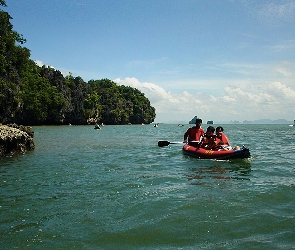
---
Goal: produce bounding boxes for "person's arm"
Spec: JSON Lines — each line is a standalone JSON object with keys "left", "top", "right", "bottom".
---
{"left": 183, "top": 128, "right": 190, "bottom": 142}
{"left": 199, "top": 129, "right": 205, "bottom": 142}
{"left": 198, "top": 134, "right": 207, "bottom": 148}
{"left": 223, "top": 134, "right": 230, "bottom": 146}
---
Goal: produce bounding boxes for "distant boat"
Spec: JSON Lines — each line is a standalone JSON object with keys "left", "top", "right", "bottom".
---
{"left": 178, "top": 124, "right": 184, "bottom": 127}
{"left": 207, "top": 120, "right": 213, "bottom": 124}
{"left": 290, "top": 119, "right": 295, "bottom": 127}
{"left": 153, "top": 123, "right": 159, "bottom": 127}
{"left": 94, "top": 123, "right": 101, "bottom": 129}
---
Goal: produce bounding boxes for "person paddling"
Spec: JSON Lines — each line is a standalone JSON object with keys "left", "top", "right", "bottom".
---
{"left": 183, "top": 118, "right": 205, "bottom": 145}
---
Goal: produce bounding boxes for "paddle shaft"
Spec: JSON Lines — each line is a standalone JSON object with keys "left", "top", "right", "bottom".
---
{"left": 158, "top": 140, "right": 183, "bottom": 147}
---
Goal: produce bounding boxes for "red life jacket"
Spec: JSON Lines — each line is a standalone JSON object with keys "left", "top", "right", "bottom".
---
{"left": 216, "top": 133, "right": 230, "bottom": 145}
{"left": 184, "top": 127, "right": 205, "bottom": 141}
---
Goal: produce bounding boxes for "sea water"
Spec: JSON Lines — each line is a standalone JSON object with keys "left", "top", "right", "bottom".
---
{"left": 0, "top": 124, "right": 294, "bottom": 249}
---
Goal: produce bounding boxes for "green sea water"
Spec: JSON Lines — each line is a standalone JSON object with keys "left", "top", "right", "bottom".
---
{"left": 1, "top": 124, "right": 294, "bottom": 249}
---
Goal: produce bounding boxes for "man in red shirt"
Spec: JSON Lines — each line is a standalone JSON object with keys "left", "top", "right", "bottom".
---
{"left": 183, "top": 118, "right": 205, "bottom": 143}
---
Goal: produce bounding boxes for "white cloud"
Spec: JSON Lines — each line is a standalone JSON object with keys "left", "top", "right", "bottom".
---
{"left": 114, "top": 77, "right": 295, "bottom": 123}
{"left": 34, "top": 60, "right": 44, "bottom": 67}
{"left": 268, "top": 82, "right": 295, "bottom": 100}
{"left": 223, "top": 96, "right": 236, "bottom": 102}
{"left": 114, "top": 77, "right": 173, "bottom": 103}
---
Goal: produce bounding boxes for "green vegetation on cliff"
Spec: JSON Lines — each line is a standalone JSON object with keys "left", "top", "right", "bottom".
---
{"left": 0, "top": 1, "right": 156, "bottom": 125}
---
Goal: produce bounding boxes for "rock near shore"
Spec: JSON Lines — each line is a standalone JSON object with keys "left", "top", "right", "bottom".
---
{"left": 0, "top": 124, "right": 35, "bottom": 157}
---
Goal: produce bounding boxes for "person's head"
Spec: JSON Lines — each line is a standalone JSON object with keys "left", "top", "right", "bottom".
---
{"left": 216, "top": 126, "right": 224, "bottom": 132}
{"left": 206, "top": 126, "right": 215, "bottom": 135}
{"left": 195, "top": 118, "right": 202, "bottom": 127}
{"left": 216, "top": 126, "right": 224, "bottom": 137}
{"left": 216, "top": 126, "right": 223, "bottom": 138}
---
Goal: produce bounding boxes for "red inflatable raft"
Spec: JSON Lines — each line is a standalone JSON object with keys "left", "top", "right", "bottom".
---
{"left": 182, "top": 143, "right": 250, "bottom": 160}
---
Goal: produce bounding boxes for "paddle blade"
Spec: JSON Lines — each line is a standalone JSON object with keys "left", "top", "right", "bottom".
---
{"left": 158, "top": 140, "right": 170, "bottom": 147}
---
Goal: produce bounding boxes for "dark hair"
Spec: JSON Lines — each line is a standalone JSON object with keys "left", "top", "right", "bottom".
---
{"left": 206, "top": 126, "right": 215, "bottom": 133}
{"left": 216, "top": 126, "right": 224, "bottom": 132}
{"left": 195, "top": 118, "right": 202, "bottom": 124}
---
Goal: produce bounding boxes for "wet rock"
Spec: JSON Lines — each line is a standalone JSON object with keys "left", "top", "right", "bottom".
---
{"left": 0, "top": 124, "right": 35, "bottom": 157}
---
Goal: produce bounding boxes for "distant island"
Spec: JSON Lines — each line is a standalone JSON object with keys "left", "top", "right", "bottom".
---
{"left": 189, "top": 116, "right": 198, "bottom": 124}
{"left": 184, "top": 117, "right": 293, "bottom": 125}
{"left": 208, "top": 119, "right": 293, "bottom": 124}
{"left": 230, "top": 119, "right": 293, "bottom": 124}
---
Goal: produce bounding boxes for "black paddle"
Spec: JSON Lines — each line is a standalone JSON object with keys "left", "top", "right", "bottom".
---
{"left": 158, "top": 140, "right": 184, "bottom": 147}
{"left": 158, "top": 140, "right": 202, "bottom": 147}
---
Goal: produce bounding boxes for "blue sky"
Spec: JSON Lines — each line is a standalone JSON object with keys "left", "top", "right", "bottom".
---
{"left": 6, "top": 0, "right": 295, "bottom": 123}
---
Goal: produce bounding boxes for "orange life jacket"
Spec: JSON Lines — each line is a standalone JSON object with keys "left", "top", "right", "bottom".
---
{"left": 215, "top": 134, "right": 231, "bottom": 150}
{"left": 216, "top": 133, "right": 230, "bottom": 145}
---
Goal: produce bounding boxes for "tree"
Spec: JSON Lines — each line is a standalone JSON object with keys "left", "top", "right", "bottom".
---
{"left": 0, "top": 1, "right": 30, "bottom": 123}
{"left": 84, "top": 79, "right": 155, "bottom": 124}
{"left": 0, "top": 1, "right": 7, "bottom": 7}
{"left": 19, "top": 62, "right": 66, "bottom": 125}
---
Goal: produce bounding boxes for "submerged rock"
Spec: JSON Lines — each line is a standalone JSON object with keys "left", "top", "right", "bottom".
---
{"left": 0, "top": 124, "right": 35, "bottom": 157}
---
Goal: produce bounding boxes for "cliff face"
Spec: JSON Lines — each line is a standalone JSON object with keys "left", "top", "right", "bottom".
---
{"left": 0, "top": 124, "right": 34, "bottom": 157}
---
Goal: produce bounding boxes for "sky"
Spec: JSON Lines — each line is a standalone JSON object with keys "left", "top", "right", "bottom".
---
{"left": 5, "top": 0, "right": 295, "bottom": 123}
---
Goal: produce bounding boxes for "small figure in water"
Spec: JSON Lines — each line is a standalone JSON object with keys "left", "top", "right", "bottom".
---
{"left": 94, "top": 123, "right": 100, "bottom": 129}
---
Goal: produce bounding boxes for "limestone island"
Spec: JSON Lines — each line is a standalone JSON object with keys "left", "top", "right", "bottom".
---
{"left": 0, "top": 124, "right": 35, "bottom": 157}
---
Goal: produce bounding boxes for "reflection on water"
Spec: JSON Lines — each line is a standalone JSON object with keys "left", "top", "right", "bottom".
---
{"left": 187, "top": 160, "right": 252, "bottom": 183}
